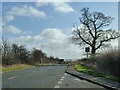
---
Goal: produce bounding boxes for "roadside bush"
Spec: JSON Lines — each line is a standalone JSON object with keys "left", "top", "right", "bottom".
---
{"left": 89, "top": 49, "right": 120, "bottom": 78}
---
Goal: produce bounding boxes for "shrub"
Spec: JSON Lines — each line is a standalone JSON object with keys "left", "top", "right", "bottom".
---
{"left": 89, "top": 49, "right": 120, "bottom": 78}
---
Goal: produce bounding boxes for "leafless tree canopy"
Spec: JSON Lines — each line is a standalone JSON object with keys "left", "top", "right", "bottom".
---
{"left": 72, "top": 8, "right": 120, "bottom": 54}
{"left": 2, "top": 38, "right": 62, "bottom": 66}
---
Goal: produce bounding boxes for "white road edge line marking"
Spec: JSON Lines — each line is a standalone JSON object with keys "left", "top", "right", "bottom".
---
{"left": 55, "top": 73, "right": 66, "bottom": 88}
{"left": 61, "top": 76, "right": 65, "bottom": 79}
{"left": 55, "top": 85, "right": 60, "bottom": 88}
{"left": 8, "top": 76, "right": 17, "bottom": 80}
{"left": 61, "top": 77, "right": 64, "bottom": 79}
{"left": 58, "top": 81, "right": 62, "bottom": 84}
{"left": 60, "top": 78, "right": 64, "bottom": 81}
{"left": 64, "top": 73, "right": 67, "bottom": 76}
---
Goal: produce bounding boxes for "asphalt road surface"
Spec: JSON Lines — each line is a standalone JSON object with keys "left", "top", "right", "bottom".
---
{"left": 2, "top": 65, "right": 104, "bottom": 88}
{"left": 55, "top": 73, "right": 104, "bottom": 88}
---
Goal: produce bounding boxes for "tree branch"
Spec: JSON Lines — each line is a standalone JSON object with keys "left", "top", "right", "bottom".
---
{"left": 95, "top": 35, "right": 120, "bottom": 50}
{"left": 80, "top": 18, "right": 95, "bottom": 38}
{"left": 77, "top": 28, "right": 92, "bottom": 46}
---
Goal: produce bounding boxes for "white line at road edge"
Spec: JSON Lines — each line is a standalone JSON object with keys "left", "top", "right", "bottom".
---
{"left": 61, "top": 76, "right": 64, "bottom": 79}
{"left": 60, "top": 78, "right": 64, "bottom": 81}
{"left": 64, "top": 73, "right": 67, "bottom": 76}
{"left": 54, "top": 73, "right": 67, "bottom": 88}
{"left": 8, "top": 76, "right": 18, "bottom": 80}
{"left": 55, "top": 85, "right": 60, "bottom": 88}
{"left": 58, "top": 81, "right": 62, "bottom": 84}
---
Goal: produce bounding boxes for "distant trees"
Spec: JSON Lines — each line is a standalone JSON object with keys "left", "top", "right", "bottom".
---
{"left": 12, "top": 44, "right": 30, "bottom": 64}
{"left": 2, "top": 38, "right": 60, "bottom": 66}
{"left": 72, "top": 8, "right": 120, "bottom": 55}
{"left": 2, "top": 38, "right": 13, "bottom": 65}
{"left": 2, "top": 38, "right": 30, "bottom": 65}
{"left": 48, "top": 56, "right": 59, "bottom": 63}
{"left": 30, "top": 49, "right": 46, "bottom": 64}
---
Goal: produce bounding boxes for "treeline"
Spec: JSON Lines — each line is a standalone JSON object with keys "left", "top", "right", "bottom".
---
{"left": 2, "top": 38, "right": 61, "bottom": 66}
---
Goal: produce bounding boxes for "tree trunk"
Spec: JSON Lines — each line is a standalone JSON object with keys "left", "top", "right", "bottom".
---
{"left": 91, "top": 39, "right": 96, "bottom": 55}
{"left": 91, "top": 46, "right": 96, "bottom": 55}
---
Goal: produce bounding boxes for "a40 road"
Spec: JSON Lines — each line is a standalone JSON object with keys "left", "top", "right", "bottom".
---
{"left": 2, "top": 65, "right": 104, "bottom": 88}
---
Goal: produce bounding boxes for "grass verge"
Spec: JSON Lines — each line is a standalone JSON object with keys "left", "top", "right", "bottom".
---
{"left": 74, "top": 64, "right": 120, "bottom": 82}
{"left": 2, "top": 64, "right": 35, "bottom": 73}
{"left": 35, "top": 63, "right": 56, "bottom": 67}
{"left": 2, "top": 63, "right": 56, "bottom": 73}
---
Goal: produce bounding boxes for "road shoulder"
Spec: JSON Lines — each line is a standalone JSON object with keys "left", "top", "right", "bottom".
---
{"left": 65, "top": 65, "right": 120, "bottom": 90}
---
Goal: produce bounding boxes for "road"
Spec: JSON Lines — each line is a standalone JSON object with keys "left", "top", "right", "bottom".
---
{"left": 2, "top": 65, "right": 104, "bottom": 88}
{"left": 55, "top": 73, "right": 104, "bottom": 88}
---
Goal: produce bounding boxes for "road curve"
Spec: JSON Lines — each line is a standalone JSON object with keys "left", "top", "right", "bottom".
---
{"left": 2, "top": 65, "right": 67, "bottom": 88}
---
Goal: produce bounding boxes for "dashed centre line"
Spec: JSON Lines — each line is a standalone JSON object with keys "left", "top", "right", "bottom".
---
{"left": 8, "top": 76, "right": 18, "bottom": 80}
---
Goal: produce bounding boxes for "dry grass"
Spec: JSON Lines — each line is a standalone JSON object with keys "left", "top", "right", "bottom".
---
{"left": 89, "top": 49, "right": 120, "bottom": 78}
{"left": 2, "top": 63, "right": 56, "bottom": 73}
{"left": 73, "top": 48, "right": 120, "bottom": 80}
{"left": 74, "top": 64, "right": 119, "bottom": 81}
{"left": 2, "top": 64, "right": 35, "bottom": 73}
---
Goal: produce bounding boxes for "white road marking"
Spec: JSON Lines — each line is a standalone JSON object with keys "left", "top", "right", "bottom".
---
{"left": 55, "top": 73, "right": 67, "bottom": 88}
{"left": 8, "top": 76, "right": 18, "bottom": 80}
{"left": 64, "top": 73, "right": 67, "bottom": 75}
{"left": 61, "top": 76, "right": 64, "bottom": 79}
{"left": 58, "top": 81, "right": 62, "bottom": 84}
{"left": 55, "top": 85, "right": 60, "bottom": 88}
{"left": 60, "top": 78, "right": 64, "bottom": 81}
{"left": 74, "top": 78, "right": 82, "bottom": 81}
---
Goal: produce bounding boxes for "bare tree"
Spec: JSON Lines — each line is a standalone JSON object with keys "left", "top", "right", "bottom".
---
{"left": 2, "top": 38, "right": 13, "bottom": 65}
{"left": 72, "top": 8, "right": 120, "bottom": 54}
{"left": 2, "top": 38, "right": 59, "bottom": 65}
{"left": 12, "top": 44, "right": 29, "bottom": 64}
{"left": 30, "top": 49, "right": 45, "bottom": 64}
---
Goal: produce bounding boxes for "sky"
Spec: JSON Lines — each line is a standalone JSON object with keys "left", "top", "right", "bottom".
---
{"left": 1, "top": 1, "right": 118, "bottom": 60}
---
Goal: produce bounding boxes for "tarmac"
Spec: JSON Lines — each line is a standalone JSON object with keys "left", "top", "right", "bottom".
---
{"left": 65, "top": 65, "right": 120, "bottom": 90}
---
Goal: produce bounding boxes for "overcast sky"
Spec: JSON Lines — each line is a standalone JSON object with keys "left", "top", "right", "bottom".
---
{"left": 1, "top": 2, "right": 118, "bottom": 59}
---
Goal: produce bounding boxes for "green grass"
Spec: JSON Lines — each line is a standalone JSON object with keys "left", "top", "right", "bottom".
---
{"left": 35, "top": 63, "right": 56, "bottom": 66}
{"left": 2, "top": 65, "right": 35, "bottom": 72}
{"left": 2, "top": 63, "right": 56, "bottom": 73}
{"left": 74, "top": 64, "right": 120, "bottom": 82}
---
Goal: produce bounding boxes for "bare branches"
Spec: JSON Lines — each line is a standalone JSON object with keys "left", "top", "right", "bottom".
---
{"left": 80, "top": 8, "right": 113, "bottom": 31}
{"left": 95, "top": 30, "right": 120, "bottom": 50}
{"left": 77, "top": 29, "right": 92, "bottom": 46}
{"left": 72, "top": 8, "right": 119, "bottom": 54}
{"left": 72, "top": 24, "right": 92, "bottom": 46}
